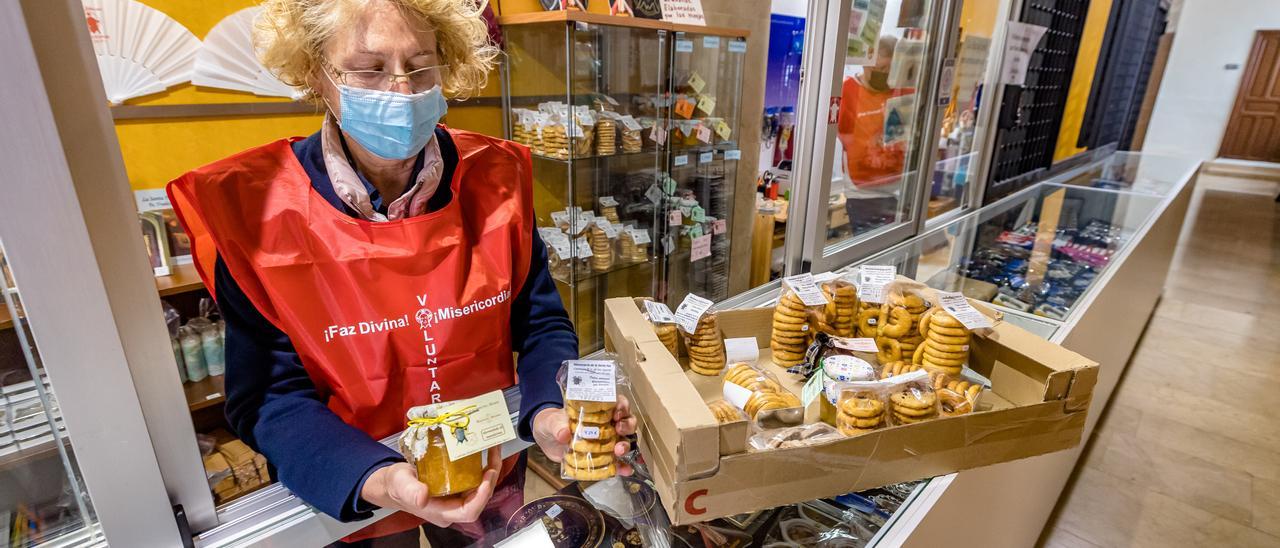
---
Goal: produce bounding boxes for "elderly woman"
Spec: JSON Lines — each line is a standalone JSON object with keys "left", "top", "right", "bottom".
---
{"left": 167, "top": 1, "right": 635, "bottom": 545}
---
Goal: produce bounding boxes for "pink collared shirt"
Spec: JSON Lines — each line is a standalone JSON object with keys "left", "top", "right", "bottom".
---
{"left": 320, "top": 117, "right": 444, "bottom": 222}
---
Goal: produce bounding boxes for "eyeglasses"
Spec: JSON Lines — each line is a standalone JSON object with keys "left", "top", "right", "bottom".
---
{"left": 328, "top": 64, "right": 450, "bottom": 93}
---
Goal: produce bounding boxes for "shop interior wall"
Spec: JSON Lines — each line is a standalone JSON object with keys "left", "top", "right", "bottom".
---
{"left": 1143, "top": 0, "right": 1280, "bottom": 160}
{"left": 1052, "top": 0, "right": 1113, "bottom": 162}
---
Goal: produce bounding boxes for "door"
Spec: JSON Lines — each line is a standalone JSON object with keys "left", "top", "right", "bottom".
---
{"left": 1220, "top": 30, "right": 1280, "bottom": 162}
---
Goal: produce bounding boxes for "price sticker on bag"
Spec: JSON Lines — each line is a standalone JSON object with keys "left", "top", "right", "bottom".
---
{"left": 644, "top": 300, "right": 676, "bottom": 323}
{"left": 564, "top": 360, "right": 618, "bottom": 402}
{"left": 783, "top": 273, "right": 830, "bottom": 306}
{"left": 674, "top": 98, "right": 696, "bottom": 119}
{"left": 668, "top": 209, "right": 683, "bottom": 226}
{"left": 629, "top": 227, "right": 652, "bottom": 245}
{"left": 690, "top": 234, "right": 712, "bottom": 261}
{"left": 696, "top": 95, "right": 717, "bottom": 116}
{"left": 713, "top": 119, "right": 732, "bottom": 140}
{"left": 439, "top": 390, "right": 518, "bottom": 461}
{"left": 674, "top": 293, "right": 714, "bottom": 334}
{"left": 687, "top": 72, "right": 707, "bottom": 94}
{"left": 938, "top": 291, "right": 994, "bottom": 329}
{"left": 712, "top": 218, "right": 727, "bottom": 234}
{"left": 857, "top": 265, "right": 897, "bottom": 303}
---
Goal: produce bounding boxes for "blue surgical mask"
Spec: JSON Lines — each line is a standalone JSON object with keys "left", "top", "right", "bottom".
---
{"left": 335, "top": 84, "right": 447, "bottom": 160}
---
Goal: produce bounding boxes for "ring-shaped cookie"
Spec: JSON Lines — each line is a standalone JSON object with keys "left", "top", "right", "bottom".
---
{"left": 563, "top": 451, "right": 614, "bottom": 469}
{"left": 839, "top": 414, "right": 884, "bottom": 429}
{"left": 921, "top": 353, "right": 964, "bottom": 366}
{"left": 773, "top": 311, "right": 808, "bottom": 324}
{"left": 562, "top": 462, "right": 616, "bottom": 481}
{"left": 912, "top": 343, "right": 927, "bottom": 365}
{"left": 568, "top": 408, "right": 613, "bottom": 424}
{"left": 876, "top": 338, "right": 902, "bottom": 363}
{"left": 840, "top": 396, "right": 885, "bottom": 418}
{"left": 689, "top": 362, "right": 724, "bottom": 376}
{"left": 924, "top": 344, "right": 967, "bottom": 360}
{"left": 928, "top": 324, "right": 970, "bottom": 338}
{"left": 878, "top": 306, "right": 913, "bottom": 338}
{"left": 571, "top": 437, "right": 616, "bottom": 453}
{"left": 891, "top": 390, "right": 936, "bottom": 409}
{"left": 925, "top": 340, "right": 969, "bottom": 354}
{"left": 772, "top": 348, "right": 807, "bottom": 361}
{"left": 927, "top": 332, "right": 970, "bottom": 346}
{"left": 937, "top": 389, "right": 972, "bottom": 416}
{"left": 929, "top": 311, "right": 965, "bottom": 328}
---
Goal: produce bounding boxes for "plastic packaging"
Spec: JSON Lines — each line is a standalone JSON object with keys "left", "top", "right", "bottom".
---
{"left": 589, "top": 224, "right": 614, "bottom": 272}
{"left": 178, "top": 325, "right": 208, "bottom": 382}
{"left": 816, "top": 280, "right": 858, "bottom": 337}
{"left": 835, "top": 380, "right": 892, "bottom": 436}
{"left": 162, "top": 302, "right": 187, "bottom": 382}
{"left": 879, "top": 360, "right": 923, "bottom": 379}
{"left": 885, "top": 370, "right": 939, "bottom": 425}
{"left": 705, "top": 399, "right": 747, "bottom": 424}
{"left": 398, "top": 402, "right": 484, "bottom": 497}
{"left": 931, "top": 373, "right": 984, "bottom": 417}
{"left": 722, "top": 363, "right": 802, "bottom": 419}
{"left": 558, "top": 358, "right": 628, "bottom": 481}
{"left": 748, "top": 422, "right": 843, "bottom": 451}
{"left": 680, "top": 311, "right": 725, "bottom": 375}
{"left": 913, "top": 308, "right": 972, "bottom": 377}
{"left": 202, "top": 321, "right": 225, "bottom": 377}
{"left": 873, "top": 284, "right": 931, "bottom": 364}
{"left": 770, "top": 286, "right": 820, "bottom": 368}
{"left": 637, "top": 298, "right": 679, "bottom": 357}
{"left": 817, "top": 352, "right": 878, "bottom": 426}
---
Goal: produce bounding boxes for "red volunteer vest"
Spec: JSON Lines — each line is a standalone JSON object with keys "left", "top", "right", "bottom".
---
{"left": 168, "top": 128, "right": 532, "bottom": 539}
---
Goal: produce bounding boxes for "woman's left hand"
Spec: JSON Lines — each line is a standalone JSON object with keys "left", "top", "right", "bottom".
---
{"left": 532, "top": 395, "right": 638, "bottom": 476}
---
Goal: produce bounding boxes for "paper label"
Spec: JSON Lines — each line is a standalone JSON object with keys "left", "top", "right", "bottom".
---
{"left": 675, "top": 39, "right": 694, "bottom": 53}
{"left": 538, "top": 226, "right": 563, "bottom": 240}
{"left": 713, "top": 119, "right": 732, "bottom": 140}
{"left": 668, "top": 209, "right": 683, "bottom": 226}
{"left": 832, "top": 337, "right": 878, "bottom": 353}
{"left": 690, "top": 205, "right": 706, "bottom": 223}
{"left": 723, "top": 381, "right": 753, "bottom": 410}
{"left": 645, "top": 184, "right": 664, "bottom": 205}
{"left": 696, "top": 95, "right": 717, "bottom": 116}
{"left": 822, "top": 355, "right": 877, "bottom": 381}
{"left": 548, "top": 238, "right": 571, "bottom": 259}
{"left": 619, "top": 115, "right": 642, "bottom": 131}
{"left": 574, "top": 237, "right": 593, "bottom": 258}
{"left": 663, "top": 234, "right": 676, "bottom": 256}
{"left": 663, "top": 176, "right": 678, "bottom": 195}
{"left": 698, "top": 151, "right": 713, "bottom": 164}
{"left": 578, "top": 425, "right": 601, "bottom": 439}
{"left": 724, "top": 337, "right": 759, "bottom": 364}
{"left": 691, "top": 234, "right": 712, "bottom": 261}
{"left": 801, "top": 373, "right": 824, "bottom": 407}
{"left": 546, "top": 504, "right": 563, "bottom": 518}
{"left": 784, "top": 273, "right": 830, "bottom": 306}
{"left": 712, "top": 218, "right": 727, "bottom": 235}
{"left": 728, "top": 39, "right": 747, "bottom": 53}
{"left": 857, "top": 265, "right": 896, "bottom": 303}
{"left": 725, "top": 149, "right": 741, "bottom": 160}
{"left": 687, "top": 72, "right": 707, "bottom": 94}
{"left": 441, "top": 390, "right": 518, "bottom": 461}
{"left": 651, "top": 123, "right": 667, "bottom": 145}
{"left": 644, "top": 300, "right": 676, "bottom": 323}
{"left": 695, "top": 125, "right": 712, "bottom": 143}
{"left": 599, "top": 196, "right": 619, "bottom": 207}
{"left": 703, "top": 36, "right": 721, "bottom": 49}
{"left": 675, "top": 98, "right": 695, "bottom": 119}
{"left": 629, "top": 227, "right": 652, "bottom": 244}
{"left": 674, "top": 293, "right": 713, "bottom": 333}
{"left": 598, "top": 219, "right": 619, "bottom": 238}
{"left": 550, "top": 211, "right": 570, "bottom": 226}
{"left": 564, "top": 360, "right": 618, "bottom": 403}
{"left": 938, "top": 291, "right": 994, "bottom": 329}
{"left": 674, "top": 154, "right": 689, "bottom": 167}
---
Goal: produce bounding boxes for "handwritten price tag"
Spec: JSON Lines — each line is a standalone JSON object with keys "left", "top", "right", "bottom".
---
{"left": 696, "top": 95, "right": 717, "bottom": 116}
{"left": 668, "top": 209, "right": 683, "bottom": 226}
{"left": 690, "top": 234, "right": 712, "bottom": 262}
{"left": 674, "top": 98, "right": 695, "bottom": 119}
{"left": 712, "top": 218, "right": 727, "bottom": 234}
{"left": 687, "top": 72, "right": 706, "bottom": 94}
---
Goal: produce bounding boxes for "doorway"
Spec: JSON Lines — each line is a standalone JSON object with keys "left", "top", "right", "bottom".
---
{"left": 1220, "top": 30, "right": 1280, "bottom": 162}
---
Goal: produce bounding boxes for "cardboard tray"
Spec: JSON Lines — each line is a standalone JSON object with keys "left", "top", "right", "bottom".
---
{"left": 603, "top": 296, "right": 1097, "bottom": 525}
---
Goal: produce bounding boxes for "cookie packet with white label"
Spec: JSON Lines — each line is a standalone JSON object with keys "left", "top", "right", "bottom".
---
{"left": 557, "top": 357, "right": 630, "bottom": 482}
{"left": 834, "top": 379, "right": 894, "bottom": 436}
{"left": 771, "top": 277, "right": 826, "bottom": 368}
{"left": 930, "top": 369, "right": 987, "bottom": 417}
{"left": 873, "top": 282, "right": 931, "bottom": 366}
{"left": 815, "top": 279, "right": 858, "bottom": 337}
{"left": 635, "top": 297, "right": 679, "bottom": 357}
{"left": 883, "top": 370, "right": 941, "bottom": 426}
{"left": 722, "top": 362, "right": 803, "bottom": 421}
{"left": 677, "top": 304, "right": 725, "bottom": 377}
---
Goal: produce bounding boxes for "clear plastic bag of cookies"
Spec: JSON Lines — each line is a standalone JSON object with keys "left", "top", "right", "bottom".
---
{"left": 871, "top": 283, "right": 931, "bottom": 364}
{"left": 884, "top": 370, "right": 940, "bottom": 425}
{"left": 636, "top": 297, "right": 679, "bottom": 358}
{"left": 557, "top": 358, "right": 629, "bottom": 482}
{"left": 930, "top": 371, "right": 985, "bottom": 418}
{"left": 705, "top": 399, "right": 748, "bottom": 424}
{"left": 817, "top": 279, "right": 858, "bottom": 337}
{"left": 770, "top": 283, "right": 823, "bottom": 368}
{"left": 913, "top": 306, "right": 975, "bottom": 378}
{"left": 679, "top": 310, "right": 726, "bottom": 376}
{"left": 722, "top": 362, "right": 803, "bottom": 420}
{"left": 748, "top": 422, "right": 843, "bottom": 451}
{"left": 834, "top": 380, "right": 893, "bottom": 436}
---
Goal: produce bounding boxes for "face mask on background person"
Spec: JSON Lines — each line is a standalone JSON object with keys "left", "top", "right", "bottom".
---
{"left": 331, "top": 81, "right": 449, "bottom": 160}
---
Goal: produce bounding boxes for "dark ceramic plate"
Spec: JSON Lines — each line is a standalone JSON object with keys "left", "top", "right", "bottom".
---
{"left": 508, "top": 495, "right": 606, "bottom": 548}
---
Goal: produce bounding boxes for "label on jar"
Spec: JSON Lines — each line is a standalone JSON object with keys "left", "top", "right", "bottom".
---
{"left": 939, "top": 291, "right": 994, "bottom": 329}
{"left": 441, "top": 389, "right": 518, "bottom": 462}
{"left": 564, "top": 360, "right": 618, "bottom": 403}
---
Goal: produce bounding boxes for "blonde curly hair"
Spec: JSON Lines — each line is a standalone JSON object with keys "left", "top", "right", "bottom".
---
{"left": 255, "top": 0, "right": 497, "bottom": 101}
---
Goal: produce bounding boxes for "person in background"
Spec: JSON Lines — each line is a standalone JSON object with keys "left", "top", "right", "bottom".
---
{"left": 166, "top": 1, "right": 636, "bottom": 546}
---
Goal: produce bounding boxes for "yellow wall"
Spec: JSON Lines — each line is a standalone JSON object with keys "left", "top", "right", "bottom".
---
{"left": 1053, "top": 0, "right": 1112, "bottom": 162}
{"left": 958, "top": 0, "right": 999, "bottom": 39}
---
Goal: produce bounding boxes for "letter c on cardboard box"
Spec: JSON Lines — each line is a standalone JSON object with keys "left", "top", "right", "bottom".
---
{"left": 684, "top": 489, "right": 708, "bottom": 515}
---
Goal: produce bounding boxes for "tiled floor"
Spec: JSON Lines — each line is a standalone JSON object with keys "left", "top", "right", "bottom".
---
{"left": 1040, "top": 176, "right": 1280, "bottom": 547}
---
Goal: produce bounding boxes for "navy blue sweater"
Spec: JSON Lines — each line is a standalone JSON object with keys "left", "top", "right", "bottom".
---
{"left": 214, "top": 128, "right": 575, "bottom": 522}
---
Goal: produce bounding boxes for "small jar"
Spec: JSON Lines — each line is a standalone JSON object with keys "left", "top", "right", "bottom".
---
{"left": 820, "top": 355, "right": 877, "bottom": 426}
{"left": 179, "top": 326, "right": 208, "bottom": 382}
{"left": 416, "top": 425, "right": 483, "bottom": 497}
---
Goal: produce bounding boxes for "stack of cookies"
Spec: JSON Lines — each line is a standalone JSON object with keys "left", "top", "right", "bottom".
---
{"left": 589, "top": 225, "right": 613, "bottom": 272}
{"left": 653, "top": 321, "right": 678, "bottom": 356}
{"left": 571, "top": 124, "right": 594, "bottom": 158}
{"left": 889, "top": 387, "right": 938, "bottom": 424}
{"left": 706, "top": 399, "right": 745, "bottom": 423}
{"left": 621, "top": 126, "right": 642, "bottom": 153}
{"left": 600, "top": 204, "right": 620, "bottom": 224}
{"left": 914, "top": 309, "right": 970, "bottom": 376}
{"left": 618, "top": 231, "right": 647, "bottom": 264}
{"left": 542, "top": 124, "right": 569, "bottom": 159}
{"left": 770, "top": 293, "right": 812, "bottom": 368}
{"left": 682, "top": 313, "right": 725, "bottom": 375}
{"left": 595, "top": 117, "right": 617, "bottom": 156}
{"left": 744, "top": 390, "right": 802, "bottom": 418}
{"left": 836, "top": 391, "right": 886, "bottom": 436}
{"left": 819, "top": 281, "right": 857, "bottom": 337}
{"left": 879, "top": 360, "right": 923, "bottom": 379}
{"left": 512, "top": 118, "right": 533, "bottom": 148}
{"left": 873, "top": 294, "right": 928, "bottom": 364}
{"left": 562, "top": 399, "right": 618, "bottom": 481}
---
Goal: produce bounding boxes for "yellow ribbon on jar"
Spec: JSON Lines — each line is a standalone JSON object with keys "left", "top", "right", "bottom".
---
{"left": 408, "top": 405, "right": 478, "bottom": 434}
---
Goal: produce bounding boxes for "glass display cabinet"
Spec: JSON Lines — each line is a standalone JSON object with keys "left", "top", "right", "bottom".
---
{"left": 500, "top": 12, "right": 749, "bottom": 352}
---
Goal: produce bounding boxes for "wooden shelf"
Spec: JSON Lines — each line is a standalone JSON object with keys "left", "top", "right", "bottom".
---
{"left": 184, "top": 375, "right": 226, "bottom": 411}
{"left": 0, "top": 304, "right": 12, "bottom": 330}
{"left": 498, "top": 10, "right": 749, "bottom": 38}
{"left": 156, "top": 263, "right": 207, "bottom": 297}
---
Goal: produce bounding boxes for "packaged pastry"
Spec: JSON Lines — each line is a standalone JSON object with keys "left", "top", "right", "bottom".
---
{"left": 873, "top": 284, "right": 931, "bottom": 365}
{"left": 636, "top": 298, "right": 679, "bottom": 357}
{"left": 680, "top": 311, "right": 726, "bottom": 376}
{"left": 804, "top": 337, "right": 878, "bottom": 425}
{"left": 885, "top": 370, "right": 939, "bottom": 425}
{"left": 589, "top": 223, "right": 614, "bottom": 272}
{"left": 931, "top": 373, "right": 983, "bottom": 417}
{"left": 835, "top": 381, "right": 892, "bottom": 436}
{"left": 913, "top": 308, "right": 972, "bottom": 377}
{"left": 722, "top": 363, "right": 802, "bottom": 419}
{"left": 398, "top": 401, "right": 484, "bottom": 497}
{"left": 749, "top": 422, "right": 843, "bottom": 451}
{"left": 557, "top": 358, "right": 627, "bottom": 482}
{"left": 816, "top": 279, "right": 858, "bottom": 337}
{"left": 879, "top": 360, "right": 923, "bottom": 379}
{"left": 595, "top": 115, "right": 617, "bottom": 156}
{"left": 770, "top": 286, "right": 820, "bottom": 368}
{"left": 706, "top": 399, "right": 747, "bottom": 424}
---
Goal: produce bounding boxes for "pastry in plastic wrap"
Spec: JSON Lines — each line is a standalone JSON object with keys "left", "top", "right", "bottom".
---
{"left": 558, "top": 359, "right": 627, "bottom": 482}
{"left": 914, "top": 308, "right": 971, "bottom": 376}
{"left": 706, "top": 399, "right": 747, "bottom": 423}
{"left": 681, "top": 313, "right": 726, "bottom": 375}
{"left": 879, "top": 360, "right": 923, "bottom": 379}
{"left": 589, "top": 225, "right": 613, "bottom": 272}
{"left": 818, "top": 280, "right": 858, "bottom": 337}
{"left": 887, "top": 372, "right": 939, "bottom": 424}
{"left": 836, "top": 386, "right": 888, "bottom": 436}
{"left": 595, "top": 116, "right": 617, "bottom": 156}
{"left": 723, "top": 363, "right": 802, "bottom": 418}
{"left": 770, "top": 290, "right": 816, "bottom": 368}
{"left": 542, "top": 123, "right": 569, "bottom": 160}
{"left": 621, "top": 125, "right": 642, "bottom": 153}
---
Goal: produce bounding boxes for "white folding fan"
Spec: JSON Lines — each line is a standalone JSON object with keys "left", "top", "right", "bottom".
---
{"left": 81, "top": 0, "right": 201, "bottom": 104}
{"left": 193, "top": 7, "right": 299, "bottom": 99}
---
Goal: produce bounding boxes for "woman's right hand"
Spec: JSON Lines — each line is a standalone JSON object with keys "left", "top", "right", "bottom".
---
{"left": 360, "top": 445, "right": 502, "bottom": 528}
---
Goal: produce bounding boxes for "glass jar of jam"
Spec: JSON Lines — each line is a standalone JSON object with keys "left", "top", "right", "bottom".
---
{"left": 416, "top": 424, "right": 483, "bottom": 497}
